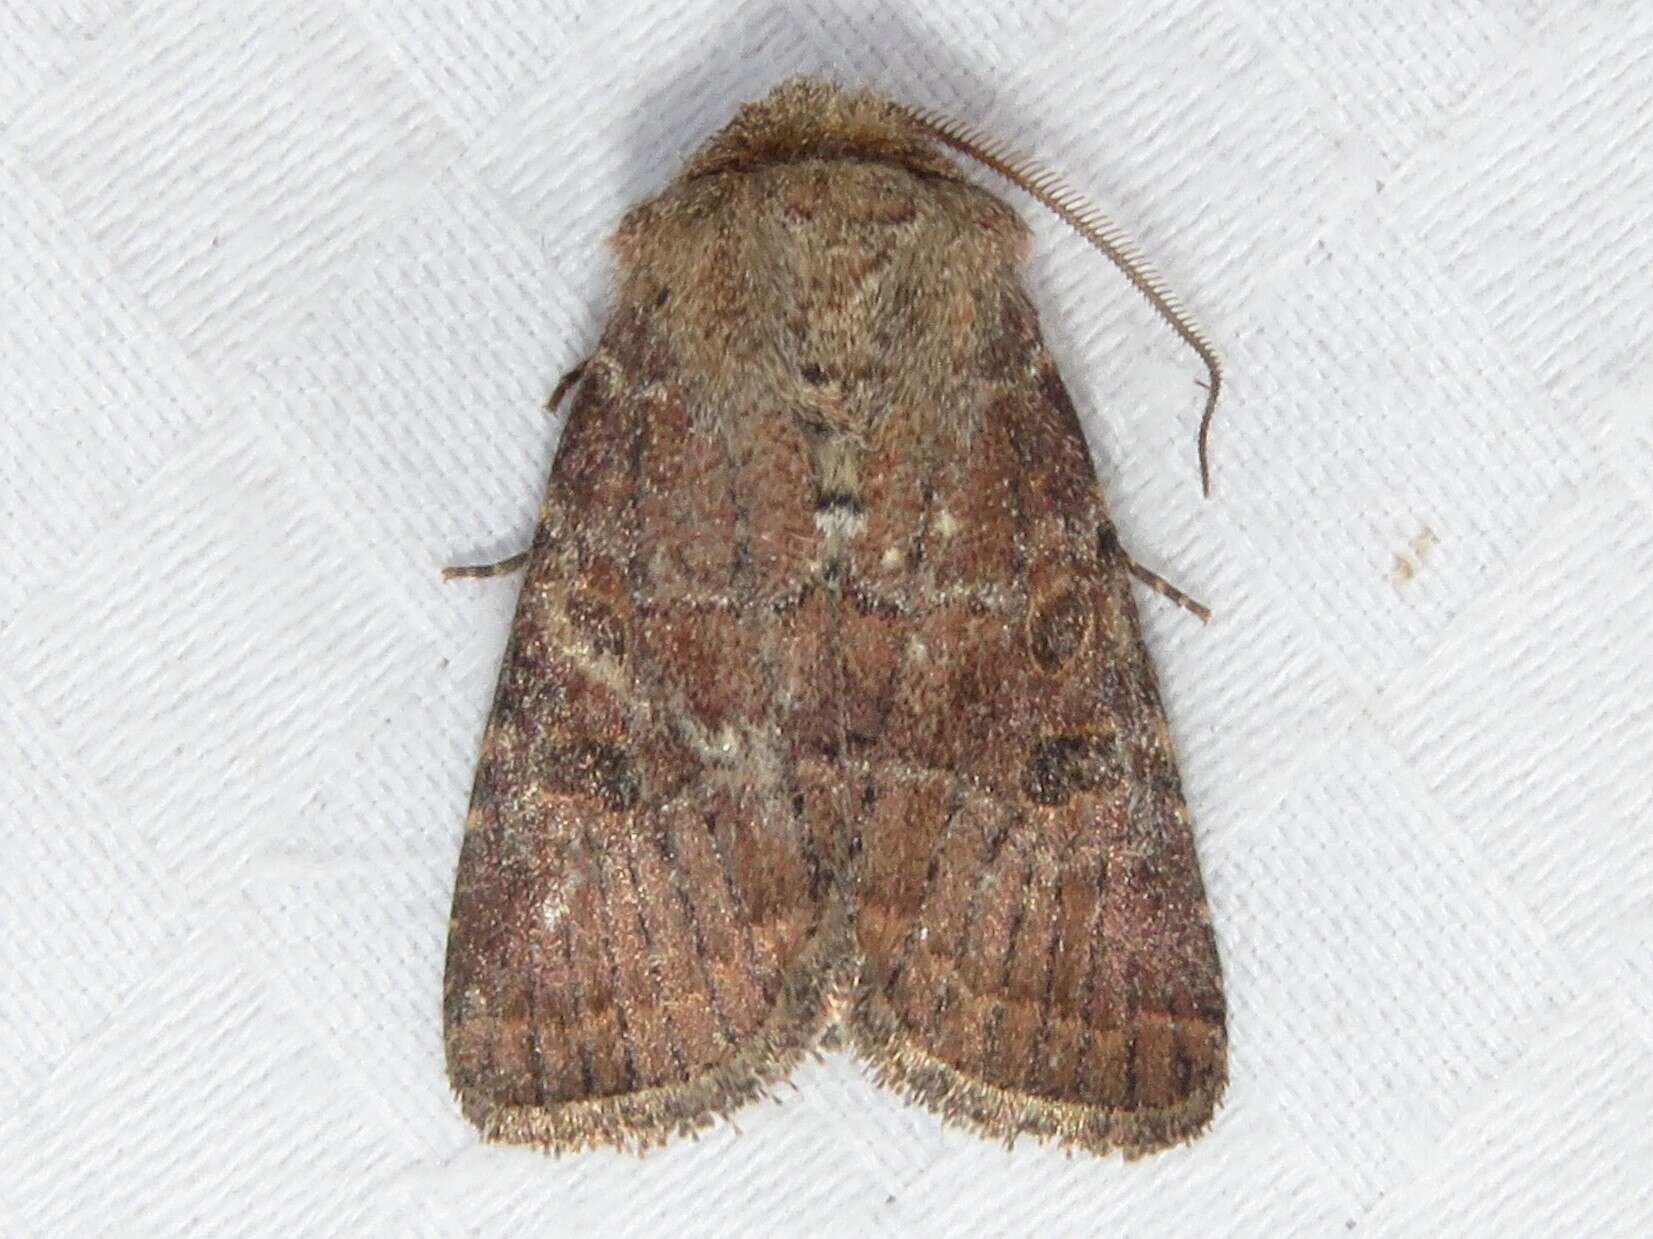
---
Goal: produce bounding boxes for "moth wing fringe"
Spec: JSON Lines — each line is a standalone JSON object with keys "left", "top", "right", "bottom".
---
{"left": 453, "top": 914, "right": 851, "bottom": 1153}
{"left": 848, "top": 990, "right": 1226, "bottom": 1158}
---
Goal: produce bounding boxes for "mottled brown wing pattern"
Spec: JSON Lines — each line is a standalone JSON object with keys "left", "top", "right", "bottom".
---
{"left": 446, "top": 78, "right": 1225, "bottom": 1158}
{"left": 442, "top": 302, "right": 844, "bottom": 1150}
{"left": 845, "top": 289, "right": 1227, "bottom": 1155}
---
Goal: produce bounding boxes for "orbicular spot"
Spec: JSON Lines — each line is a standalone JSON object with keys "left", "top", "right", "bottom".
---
{"left": 541, "top": 739, "right": 639, "bottom": 812}
{"left": 1027, "top": 582, "right": 1091, "bottom": 672}
{"left": 566, "top": 594, "right": 624, "bottom": 659}
{"left": 1021, "top": 733, "right": 1121, "bottom": 807}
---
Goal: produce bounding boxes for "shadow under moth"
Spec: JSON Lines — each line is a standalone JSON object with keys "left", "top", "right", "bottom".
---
{"left": 443, "top": 78, "right": 1226, "bottom": 1158}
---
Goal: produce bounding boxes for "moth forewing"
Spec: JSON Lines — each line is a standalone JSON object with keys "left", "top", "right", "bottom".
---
{"left": 443, "top": 77, "right": 1225, "bottom": 1157}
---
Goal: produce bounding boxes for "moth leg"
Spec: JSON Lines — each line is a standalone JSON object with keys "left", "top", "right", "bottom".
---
{"left": 545, "top": 360, "right": 589, "bottom": 414}
{"left": 1099, "top": 527, "right": 1211, "bottom": 623}
{"left": 1123, "top": 558, "right": 1209, "bottom": 623}
{"left": 443, "top": 552, "right": 529, "bottom": 581}
{"left": 442, "top": 361, "right": 592, "bottom": 581}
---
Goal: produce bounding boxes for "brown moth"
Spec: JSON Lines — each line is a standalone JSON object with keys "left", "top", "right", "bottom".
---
{"left": 442, "top": 78, "right": 1226, "bottom": 1157}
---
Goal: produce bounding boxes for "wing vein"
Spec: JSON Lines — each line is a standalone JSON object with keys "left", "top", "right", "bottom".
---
{"left": 583, "top": 823, "right": 642, "bottom": 1091}
{"left": 655, "top": 821, "right": 740, "bottom": 1051}
{"left": 622, "top": 836, "right": 690, "bottom": 1082}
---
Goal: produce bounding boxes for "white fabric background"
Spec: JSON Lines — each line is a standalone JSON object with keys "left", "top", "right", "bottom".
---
{"left": 2, "top": 1, "right": 1650, "bottom": 1235}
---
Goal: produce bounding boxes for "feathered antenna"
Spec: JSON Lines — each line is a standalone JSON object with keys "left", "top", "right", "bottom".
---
{"left": 898, "top": 102, "right": 1222, "bottom": 498}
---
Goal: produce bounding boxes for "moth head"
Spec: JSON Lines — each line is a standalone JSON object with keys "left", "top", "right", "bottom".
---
{"left": 679, "top": 78, "right": 964, "bottom": 183}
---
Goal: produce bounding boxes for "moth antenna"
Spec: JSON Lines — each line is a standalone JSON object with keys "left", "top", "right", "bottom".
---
{"left": 899, "top": 103, "right": 1223, "bottom": 497}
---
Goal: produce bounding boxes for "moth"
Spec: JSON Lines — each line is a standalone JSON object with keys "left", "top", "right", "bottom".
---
{"left": 443, "top": 78, "right": 1226, "bottom": 1157}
